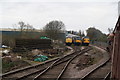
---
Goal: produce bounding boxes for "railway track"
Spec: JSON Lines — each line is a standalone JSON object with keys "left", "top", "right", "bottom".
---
{"left": 29, "top": 47, "right": 91, "bottom": 80}
{"left": 104, "top": 72, "right": 111, "bottom": 80}
{"left": 2, "top": 46, "right": 74, "bottom": 80}
{"left": 2, "top": 46, "right": 90, "bottom": 80}
{"left": 81, "top": 52, "right": 111, "bottom": 80}
{"left": 3, "top": 45, "right": 110, "bottom": 80}
{"left": 2, "top": 58, "right": 58, "bottom": 80}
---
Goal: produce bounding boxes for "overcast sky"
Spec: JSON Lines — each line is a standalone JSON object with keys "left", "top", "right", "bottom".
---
{"left": 0, "top": 0, "right": 120, "bottom": 34}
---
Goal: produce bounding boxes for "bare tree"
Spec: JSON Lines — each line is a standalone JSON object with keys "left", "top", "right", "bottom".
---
{"left": 18, "top": 21, "right": 26, "bottom": 32}
{"left": 108, "top": 28, "right": 113, "bottom": 34}
{"left": 25, "top": 24, "right": 35, "bottom": 32}
{"left": 17, "top": 21, "right": 35, "bottom": 38}
{"left": 12, "top": 24, "right": 17, "bottom": 31}
{"left": 78, "top": 30, "right": 82, "bottom": 36}
{"left": 81, "top": 31, "right": 85, "bottom": 37}
{"left": 43, "top": 20, "right": 65, "bottom": 40}
{"left": 18, "top": 21, "right": 34, "bottom": 32}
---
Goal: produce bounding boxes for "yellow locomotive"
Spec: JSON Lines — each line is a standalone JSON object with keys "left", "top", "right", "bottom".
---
{"left": 65, "top": 37, "right": 73, "bottom": 46}
{"left": 72, "top": 36, "right": 82, "bottom": 46}
{"left": 65, "top": 34, "right": 82, "bottom": 46}
{"left": 82, "top": 36, "right": 90, "bottom": 46}
{"left": 65, "top": 33, "right": 90, "bottom": 46}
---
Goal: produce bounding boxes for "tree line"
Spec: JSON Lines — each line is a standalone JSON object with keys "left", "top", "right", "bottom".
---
{"left": 2, "top": 20, "right": 111, "bottom": 47}
{"left": 86, "top": 27, "right": 108, "bottom": 43}
{"left": 2, "top": 20, "right": 66, "bottom": 47}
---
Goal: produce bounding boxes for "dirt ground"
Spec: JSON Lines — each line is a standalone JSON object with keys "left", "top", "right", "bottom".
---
{"left": 61, "top": 47, "right": 104, "bottom": 78}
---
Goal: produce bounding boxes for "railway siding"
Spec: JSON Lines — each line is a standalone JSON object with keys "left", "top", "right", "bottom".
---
{"left": 71, "top": 45, "right": 110, "bottom": 78}
{"left": 31, "top": 47, "right": 91, "bottom": 80}
{"left": 2, "top": 46, "right": 75, "bottom": 79}
{"left": 2, "top": 45, "right": 110, "bottom": 80}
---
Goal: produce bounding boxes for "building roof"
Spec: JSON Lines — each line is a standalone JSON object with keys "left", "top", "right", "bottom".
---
{"left": 66, "top": 33, "right": 79, "bottom": 37}
{"left": 0, "top": 28, "right": 42, "bottom": 32}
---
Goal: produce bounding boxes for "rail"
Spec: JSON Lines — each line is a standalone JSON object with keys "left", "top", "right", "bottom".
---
{"left": 2, "top": 46, "right": 74, "bottom": 79}
{"left": 80, "top": 58, "right": 110, "bottom": 80}
{"left": 104, "top": 72, "right": 111, "bottom": 80}
{"left": 33, "top": 47, "right": 91, "bottom": 80}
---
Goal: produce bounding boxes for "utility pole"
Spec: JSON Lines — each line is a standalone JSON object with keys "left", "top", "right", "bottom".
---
{"left": 118, "top": 1, "right": 120, "bottom": 16}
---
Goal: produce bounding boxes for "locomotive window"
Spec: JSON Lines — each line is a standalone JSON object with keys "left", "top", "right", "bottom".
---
{"left": 76, "top": 37, "right": 81, "bottom": 40}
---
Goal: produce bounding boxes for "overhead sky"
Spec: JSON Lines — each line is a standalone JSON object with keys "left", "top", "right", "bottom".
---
{"left": 0, "top": 0, "right": 120, "bottom": 34}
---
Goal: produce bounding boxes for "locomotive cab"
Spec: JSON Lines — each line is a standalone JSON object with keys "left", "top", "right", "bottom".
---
{"left": 73, "top": 36, "right": 82, "bottom": 46}
{"left": 82, "top": 36, "right": 90, "bottom": 46}
{"left": 65, "top": 37, "right": 72, "bottom": 46}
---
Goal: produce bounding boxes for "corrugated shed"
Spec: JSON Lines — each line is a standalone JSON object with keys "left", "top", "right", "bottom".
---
{"left": 111, "top": 16, "right": 120, "bottom": 79}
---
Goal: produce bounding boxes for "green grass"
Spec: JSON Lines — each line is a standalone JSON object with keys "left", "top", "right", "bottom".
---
{"left": 2, "top": 60, "right": 30, "bottom": 73}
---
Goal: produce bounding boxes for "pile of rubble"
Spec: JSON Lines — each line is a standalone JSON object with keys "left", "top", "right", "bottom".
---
{"left": 76, "top": 53, "right": 94, "bottom": 70}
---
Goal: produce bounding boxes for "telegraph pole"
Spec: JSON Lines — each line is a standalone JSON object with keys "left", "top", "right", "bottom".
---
{"left": 118, "top": 1, "right": 120, "bottom": 16}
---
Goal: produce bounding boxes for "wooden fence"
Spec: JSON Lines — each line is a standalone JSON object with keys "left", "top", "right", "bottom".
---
{"left": 13, "top": 39, "right": 52, "bottom": 52}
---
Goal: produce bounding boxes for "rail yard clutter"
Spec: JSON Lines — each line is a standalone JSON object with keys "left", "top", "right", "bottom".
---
{"left": 34, "top": 55, "right": 48, "bottom": 62}
{"left": 2, "top": 38, "right": 70, "bottom": 73}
